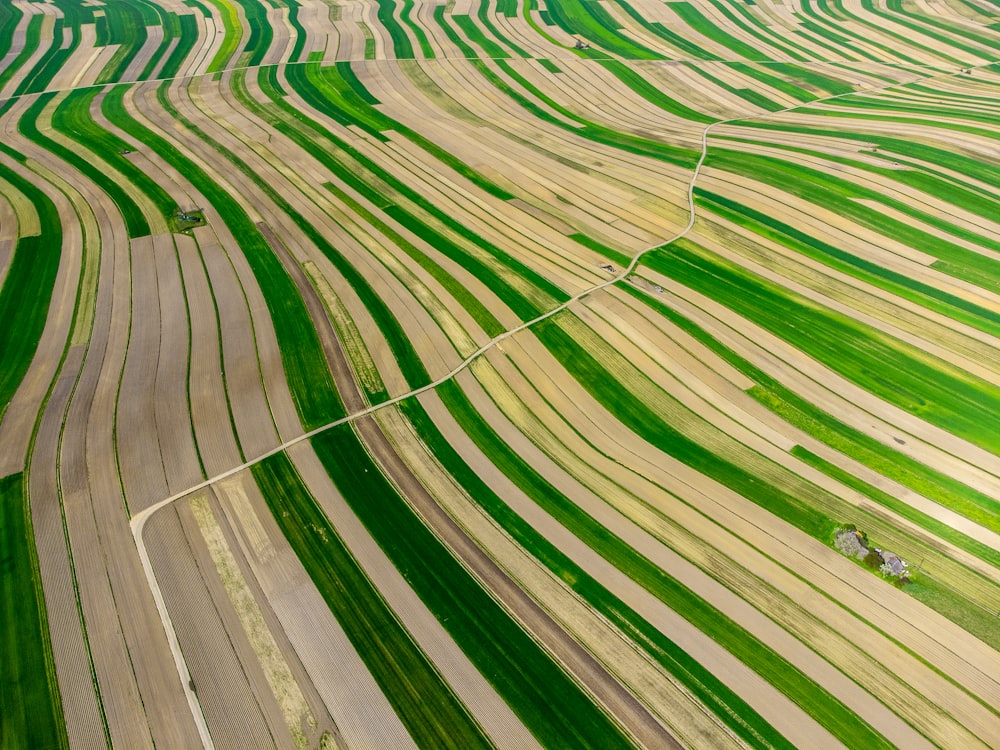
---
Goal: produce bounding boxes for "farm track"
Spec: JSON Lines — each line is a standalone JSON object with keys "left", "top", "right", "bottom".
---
{"left": 125, "top": 55, "right": 998, "bottom": 749}
{"left": 5, "top": 1, "right": 1000, "bottom": 747}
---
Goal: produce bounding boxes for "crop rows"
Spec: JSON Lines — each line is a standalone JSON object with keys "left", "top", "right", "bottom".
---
{"left": 2, "top": 0, "right": 999, "bottom": 748}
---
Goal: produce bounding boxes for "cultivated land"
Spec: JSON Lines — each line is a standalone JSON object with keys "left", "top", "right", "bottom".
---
{"left": 2, "top": 0, "right": 1000, "bottom": 748}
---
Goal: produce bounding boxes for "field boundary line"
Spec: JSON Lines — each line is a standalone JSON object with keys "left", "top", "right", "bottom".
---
{"left": 127, "top": 60, "right": 989, "bottom": 749}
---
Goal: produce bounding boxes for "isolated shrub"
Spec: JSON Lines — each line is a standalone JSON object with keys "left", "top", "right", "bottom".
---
{"left": 863, "top": 550, "right": 882, "bottom": 570}
{"left": 835, "top": 531, "right": 862, "bottom": 557}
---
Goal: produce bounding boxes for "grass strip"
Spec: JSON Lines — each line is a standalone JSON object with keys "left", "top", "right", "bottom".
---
{"left": 254, "top": 454, "right": 491, "bottom": 748}
{"left": 22, "top": 92, "right": 150, "bottom": 239}
{"left": 376, "top": 0, "right": 416, "bottom": 58}
{"left": 0, "top": 162, "right": 61, "bottom": 419}
{"left": 644, "top": 240, "right": 1000, "bottom": 455}
{"left": 694, "top": 188, "right": 1000, "bottom": 340}
{"left": 0, "top": 473, "right": 69, "bottom": 750}
{"left": 669, "top": 2, "right": 766, "bottom": 60}
{"left": 102, "top": 83, "right": 343, "bottom": 430}
{"left": 619, "top": 281, "right": 1000, "bottom": 546}
{"left": 541, "top": 0, "right": 663, "bottom": 58}
{"left": 312, "top": 423, "right": 637, "bottom": 749}
{"left": 439, "top": 366, "right": 891, "bottom": 749}
{"left": 401, "top": 393, "right": 797, "bottom": 750}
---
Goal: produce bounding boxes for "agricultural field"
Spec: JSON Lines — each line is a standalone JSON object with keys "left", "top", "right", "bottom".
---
{"left": 2, "top": 0, "right": 1000, "bottom": 747}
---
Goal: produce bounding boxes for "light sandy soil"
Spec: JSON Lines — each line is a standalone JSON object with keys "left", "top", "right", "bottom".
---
{"left": 175, "top": 231, "right": 244, "bottom": 476}
{"left": 147, "top": 499, "right": 295, "bottom": 749}
{"left": 215, "top": 470, "right": 412, "bottom": 750}
{"left": 377, "top": 400, "right": 741, "bottom": 749}
{"left": 120, "top": 25, "right": 163, "bottom": 82}
{"left": 477, "top": 328, "right": 991, "bottom": 747}
{"left": 636, "top": 264, "right": 1000, "bottom": 499}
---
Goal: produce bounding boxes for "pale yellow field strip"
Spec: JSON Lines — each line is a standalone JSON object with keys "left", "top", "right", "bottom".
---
{"left": 636, "top": 264, "right": 1000, "bottom": 501}
{"left": 377, "top": 401, "right": 746, "bottom": 749}
{"left": 175, "top": 232, "right": 244, "bottom": 477}
{"left": 215, "top": 471, "right": 417, "bottom": 750}
{"left": 687, "top": 216, "right": 1000, "bottom": 389}
{"left": 0, "top": 155, "right": 82, "bottom": 478}
{"left": 0, "top": 3, "right": 55, "bottom": 99}
{"left": 487, "top": 331, "right": 995, "bottom": 747}
{"left": 447, "top": 363, "right": 849, "bottom": 748}
{"left": 288, "top": 440, "right": 556, "bottom": 748}
{"left": 144, "top": 503, "right": 287, "bottom": 748}
{"left": 190, "top": 493, "right": 326, "bottom": 749}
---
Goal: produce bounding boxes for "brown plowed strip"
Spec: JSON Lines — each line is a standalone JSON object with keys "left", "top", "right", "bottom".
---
{"left": 352, "top": 414, "right": 683, "bottom": 750}
{"left": 257, "top": 220, "right": 364, "bottom": 414}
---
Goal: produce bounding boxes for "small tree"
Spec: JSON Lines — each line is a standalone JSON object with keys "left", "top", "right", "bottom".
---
{"left": 835, "top": 530, "right": 862, "bottom": 557}
{"left": 879, "top": 562, "right": 896, "bottom": 578}
{"left": 863, "top": 549, "right": 881, "bottom": 570}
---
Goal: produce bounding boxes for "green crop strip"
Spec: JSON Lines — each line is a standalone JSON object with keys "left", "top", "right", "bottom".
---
{"left": 376, "top": 0, "right": 416, "bottom": 58}
{"left": 400, "top": 0, "right": 434, "bottom": 58}
{"left": 569, "top": 232, "right": 632, "bottom": 267}
{"left": 733, "top": 120, "right": 1000, "bottom": 193}
{"left": 644, "top": 240, "right": 1000, "bottom": 456}
{"left": 0, "top": 162, "right": 62, "bottom": 421}
{"left": 619, "top": 281, "right": 1000, "bottom": 557}
{"left": 669, "top": 3, "right": 767, "bottom": 60}
{"left": 227, "top": 70, "right": 434, "bottom": 392}
{"left": 706, "top": 149, "right": 1000, "bottom": 291}
{"left": 759, "top": 63, "right": 855, "bottom": 96}
{"left": 685, "top": 63, "right": 783, "bottom": 111}
{"left": 597, "top": 61, "right": 716, "bottom": 123}
{"left": 22, "top": 92, "right": 150, "bottom": 239}
{"left": 312, "top": 423, "right": 637, "bottom": 749}
{"left": 58, "top": 89, "right": 177, "bottom": 221}
{"left": 203, "top": 0, "right": 242, "bottom": 73}
{"left": 477, "top": 0, "right": 530, "bottom": 57}
{"left": 283, "top": 0, "right": 309, "bottom": 62}
{"left": 95, "top": 0, "right": 149, "bottom": 84}
{"left": 270, "top": 64, "right": 568, "bottom": 315}
{"left": 402, "top": 392, "right": 796, "bottom": 749}
{"left": 0, "top": 473, "right": 69, "bottom": 750}
{"left": 102, "top": 83, "right": 343, "bottom": 431}
{"left": 536, "top": 314, "right": 837, "bottom": 540}
{"left": 871, "top": 0, "right": 1000, "bottom": 58}
{"left": 693, "top": 189, "right": 1000, "bottom": 340}
{"left": 324, "top": 183, "right": 507, "bottom": 337}
{"left": 610, "top": 0, "right": 716, "bottom": 59}
{"left": 794, "top": 447, "right": 1000, "bottom": 572}
{"left": 14, "top": 16, "right": 75, "bottom": 96}
{"left": 437, "top": 363, "right": 891, "bottom": 749}
{"left": 0, "top": 15, "right": 41, "bottom": 92}
{"left": 254, "top": 453, "right": 492, "bottom": 749}
{"left": 701, "top": 0, "right": 813, "bottom": 61}
{"left": 725, "top": 63, "right": 818, "bottom": 102}
{"left": 453, "top": 15, "right": 511, "bottom": 58}
{"left": 481, "top": 58, "right": 702, "bottom": 168}
{"left": 156, "top": 12, "right": 200, "bottom": 79}
{"left": 231, "top": 0, "right": 273, "bottom": 66}
{"left": 540, "top": 0, "right": 663, "bottom": 59}
{"left": 0, "top": 2, "right": 23, "bottom": 65}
